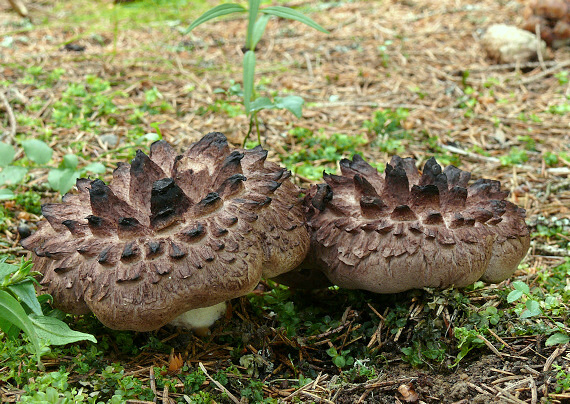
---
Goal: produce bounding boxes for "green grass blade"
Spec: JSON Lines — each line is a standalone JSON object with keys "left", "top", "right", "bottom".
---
{"left": 243, "top": 50, "right": 256, "bottom": 115}
{"left": 246, "top": 0, "right": 261, "bottom": 50}
{"left": 261, "top": 6, "right": 329, "bottom": 34}
{"left": 0, "top": 290, "right": 42, "bottom": 365}
{"left": 251, "top": 14, "right": 270, "bottom": 50}
{"left": 185, "top": 4, "right": 246, "bottom": 34}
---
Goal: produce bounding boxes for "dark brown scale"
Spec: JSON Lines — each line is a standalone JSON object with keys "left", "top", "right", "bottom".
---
{"left": 62, "top": 220, "right": 88, "bottom": 236}
{"left": 87, "top": 215, "right": 114, "bottom": 237}
{"left": 424, "top": 212, "right": 444, "bottom": 225}
{"left": 384, "top": 164, "right": 410, "bottom": 204}
{"left": 180, "top": 223, "right": 206, "bottom": 242}
{"left": 146, "top": 241, "right": 163, "bottom": 257}
{"left": 121, "top": 242, "right": 139, "bottom": 261}
{"left": 390, "top": 205, "right": 418, "bottom": 222}
{"left": 169, "top": 242, "right": 186, "bottom": 259}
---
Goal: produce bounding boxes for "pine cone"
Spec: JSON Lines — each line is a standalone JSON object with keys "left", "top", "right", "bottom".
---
{"left": 523, "top": 0, "right": 570, "bottom": 47}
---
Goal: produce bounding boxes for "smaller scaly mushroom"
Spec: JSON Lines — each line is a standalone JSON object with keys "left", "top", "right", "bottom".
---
{"left": 299, "top": 155, "right": 530, "bottom": 293}
{"left": 22, "top": 133, "right": 310, "bottom": 332}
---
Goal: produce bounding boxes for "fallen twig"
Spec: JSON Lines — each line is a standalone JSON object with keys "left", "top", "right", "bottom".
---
{"left": 198, "top": 362, "right": 240, "bottom": 404}
{"left": 521, "top": 60, "right": 570, "bottom": 84}
{"left": 0, "top": 247, "right": 24, "bottom": 255}
{"left": 530, "top": 242, "right": 570, "bottom": 258}
{"left": 477, "top": 334, "right": 504, "bottom": 359}
{"left": 7, "top": 0, "right": 28, "bottom": 17}
{"left": 543, "top": 343, "right": 568, "bottom": 372}
{"left": 0, "top": 90, "right": 17, "bottom": 144}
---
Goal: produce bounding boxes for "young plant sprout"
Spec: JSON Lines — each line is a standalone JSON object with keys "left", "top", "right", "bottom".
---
{"left": 185, "top": 0, "right": 329, "bottom": 144}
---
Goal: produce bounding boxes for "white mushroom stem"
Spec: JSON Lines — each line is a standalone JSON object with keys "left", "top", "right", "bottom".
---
{"left": 169, "top": 302, "right": 227, "bottom": 334}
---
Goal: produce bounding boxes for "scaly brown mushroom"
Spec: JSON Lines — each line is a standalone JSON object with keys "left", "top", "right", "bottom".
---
{"left": 21, "top": 132, "right": 310, "bottom": 332}
{"left": 299, "top": 155, "right": 530, "bottom": 293}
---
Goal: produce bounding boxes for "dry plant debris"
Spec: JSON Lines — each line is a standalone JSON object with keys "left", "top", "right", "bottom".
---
{"left": 0, "top": 0, "right": 569, "bottom": 402}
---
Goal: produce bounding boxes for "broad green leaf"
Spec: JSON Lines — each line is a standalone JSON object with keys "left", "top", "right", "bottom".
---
{"left": 228, "top": 83, "right": 243, "bottom": 96}
{"left": 249, "top": 96, "right": 304, "bottom": 118}
{"left": 249, "top": 97, "right": 275, "bottom": 112}
{"left": 511, "top": 281, "right": 529, "bottom": 295}
{"left": 47, "top": 168, "right": 80, "bottom": 194}
{"left": 29, "top": 314, "right": 97, "bottom": 345}
{"left": 136, "top": 133, "right": 161, "bottom": 144}
{"left": 61, "top": 154, "right": 78, "bottom": 170}
{"left": 9, "top": 280, "right": 42, "bottom": 316}
{"left": 0, "top": 188, "right": 15, "bottom": 200}
{"left": 0, "top": 143, "right": 15, "bottom": 167}
{"left": 546, "top": 332, "right": 570, "bottom": 346}
{"left": 246, "top": 0, "right": 262, "bottom": 50}
{"left": 82, "top": 162, "right": 106, "bottom": 174}
{"left": 261, "top": 6, "right": 329, "bottom": 34}
{"left": 507, "top": 289, "right": 523, "bottom": 303}
{"left": 0, "top": 290, "right": 42, "bottom": 364}
{"left": 21, "top": 139, "right": 53, "bottom": 165}
{"left": 521, "top": 300, "right": 542, "bottom": 318}
{"left": 0, "top": 262, "right": 17, "bottom": 283}
{"left": 251, "top": 14, "right": 270, "bottom": 50}
{"left": 545, "top": 295, "right": 559, "bottom": 307}
{"left": 0, "top": 317, "right": 19, "bottom": 339}
{"left": 185, "top": 3, "right": 246, "bottom": 34}
{"left": 275, "top": 95, "right": 304, "bottom": 118}
{"left": 243, "top": 50, "right": 256, "bottom": 115}
{"left": 332, "top": 356, "right": 346, "bottom": 368}
{"left": 0, "top": 165, "right": 27, "bottom": 186}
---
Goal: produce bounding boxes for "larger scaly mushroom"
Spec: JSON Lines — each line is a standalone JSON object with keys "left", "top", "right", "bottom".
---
{"left": 21, "top": 132, "right": 310, "bottom": 332}
{"left": 301, "top": 155, "right": 530, "bottom": 293}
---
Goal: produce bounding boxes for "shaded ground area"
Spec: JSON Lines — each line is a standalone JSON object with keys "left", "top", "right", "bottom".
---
{"left": 1, "top": 0, "right": 570, "bottom": 402}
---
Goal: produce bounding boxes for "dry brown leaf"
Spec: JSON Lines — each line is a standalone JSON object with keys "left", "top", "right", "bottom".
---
{"left": 397, "top": 383, "right": 419, "bottom": 403}
{"left": 164, "top": 353, "right": 184, "bottom": 375}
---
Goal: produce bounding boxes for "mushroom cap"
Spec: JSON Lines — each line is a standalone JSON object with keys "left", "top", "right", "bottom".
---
{"left": 21, "top": 133, "right": 310, "bottom": 331}
{"left": 302, "top": 155, "right": 530, "bottom": 293}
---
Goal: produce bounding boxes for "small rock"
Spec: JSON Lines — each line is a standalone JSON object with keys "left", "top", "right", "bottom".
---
{"left": 481, "top": 24, "right": 547, "bottom": 64}
{"left": 63, "top": 43, "right": 86, "bottom": 52}
{"left": 99, "top": 133, "right": 119, "bottom": 148}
